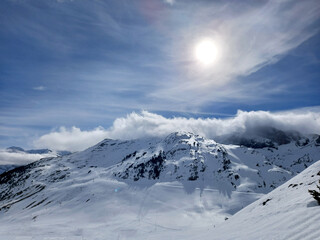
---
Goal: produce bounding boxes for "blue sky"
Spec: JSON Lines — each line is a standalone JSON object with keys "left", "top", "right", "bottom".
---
{"left": 1, "top": 0, "right": 320, "bottom": 149}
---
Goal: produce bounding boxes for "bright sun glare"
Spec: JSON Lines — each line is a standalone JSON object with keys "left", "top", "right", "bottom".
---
{"left": 195, "top": 39, "right": 218, "bottom": 65}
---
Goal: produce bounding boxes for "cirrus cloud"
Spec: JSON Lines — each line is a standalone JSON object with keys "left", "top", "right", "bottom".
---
{"left": 151, "top": 0, "right": 320, "bottom": 106}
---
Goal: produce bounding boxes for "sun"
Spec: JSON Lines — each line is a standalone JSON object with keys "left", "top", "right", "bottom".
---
{"left": 195, "top": 39, "right": 218, "bottom": 65}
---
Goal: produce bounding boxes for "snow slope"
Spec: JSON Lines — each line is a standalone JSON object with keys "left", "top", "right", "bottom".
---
{"left": 193, "top": 159, "right": 320, "bottom": 240}
{"left": 0, "top": 132, "right": 319, "bottom": 239}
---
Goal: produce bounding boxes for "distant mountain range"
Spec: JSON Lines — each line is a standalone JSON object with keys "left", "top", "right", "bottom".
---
{"left": 5, "top": 146, "right": 71, "bottom": 156}
{"left": 0, "top": 147, "right": 71, "bottom": 175}
{"left": 0, "top": 131, "right": 319, "bottom": 239}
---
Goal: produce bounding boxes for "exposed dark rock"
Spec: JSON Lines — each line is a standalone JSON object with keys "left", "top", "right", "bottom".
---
{"left": 262, "top": 198, "right": 272, "bottom": 206}
{"left": 116, "top": 151, "right": 166, "bottom": 181}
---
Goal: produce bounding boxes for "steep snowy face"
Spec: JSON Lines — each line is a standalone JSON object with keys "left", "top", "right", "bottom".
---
{"left": 111, "top": 132, "right": 233, "bottom": 189}
{"left": 195, "top": 160, "right": 320, "bottom": 240}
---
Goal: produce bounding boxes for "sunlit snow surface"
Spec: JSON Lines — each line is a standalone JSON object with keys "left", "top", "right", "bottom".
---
{"left": 0, "top": 132, "right": 319, "bottom": 239}
{"left": 190, "top": 160, "right": 320, "bottom": 240}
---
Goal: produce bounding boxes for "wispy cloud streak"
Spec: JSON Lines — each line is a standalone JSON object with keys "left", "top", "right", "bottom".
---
{"left": 151, "top": 0, "right": 320, "bottom": 106}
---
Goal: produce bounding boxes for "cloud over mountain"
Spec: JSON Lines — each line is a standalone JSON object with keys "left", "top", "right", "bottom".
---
{"left": 0, "top": 150, "right": 56, "bottom": 166}
{"left": 34, "top": 108, "right": 320, "bottom": 151}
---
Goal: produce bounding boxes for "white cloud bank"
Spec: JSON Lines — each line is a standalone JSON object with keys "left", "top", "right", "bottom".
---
{"left": 34, "top": 109, "right": 320, "bottom": 151}
{"left": 0, "top": 150, "right": 57, "bottom": 166}
{"left": 34, "top": 126, "right": 108, "bottom": 153}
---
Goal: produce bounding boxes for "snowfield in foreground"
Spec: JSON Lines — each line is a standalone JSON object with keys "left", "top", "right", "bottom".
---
{"left": 0, "top": 132, "right": 319, "bottom": 239}
{"left": 196, "top": 160, "right": 320, "bottom": 240}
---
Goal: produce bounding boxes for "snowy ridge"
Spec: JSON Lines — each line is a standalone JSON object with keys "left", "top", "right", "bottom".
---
{"left": 0, "top": 132, "right": 319, "bottom": 239}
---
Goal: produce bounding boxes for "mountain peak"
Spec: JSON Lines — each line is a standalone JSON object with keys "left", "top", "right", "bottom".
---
{"left": 6, "top": 146, "right": 25, "bottom": 152}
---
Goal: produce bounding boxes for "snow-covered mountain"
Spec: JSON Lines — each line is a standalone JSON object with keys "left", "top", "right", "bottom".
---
{"left": 0, "top": 132, "right": 319, "bottom": 239}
